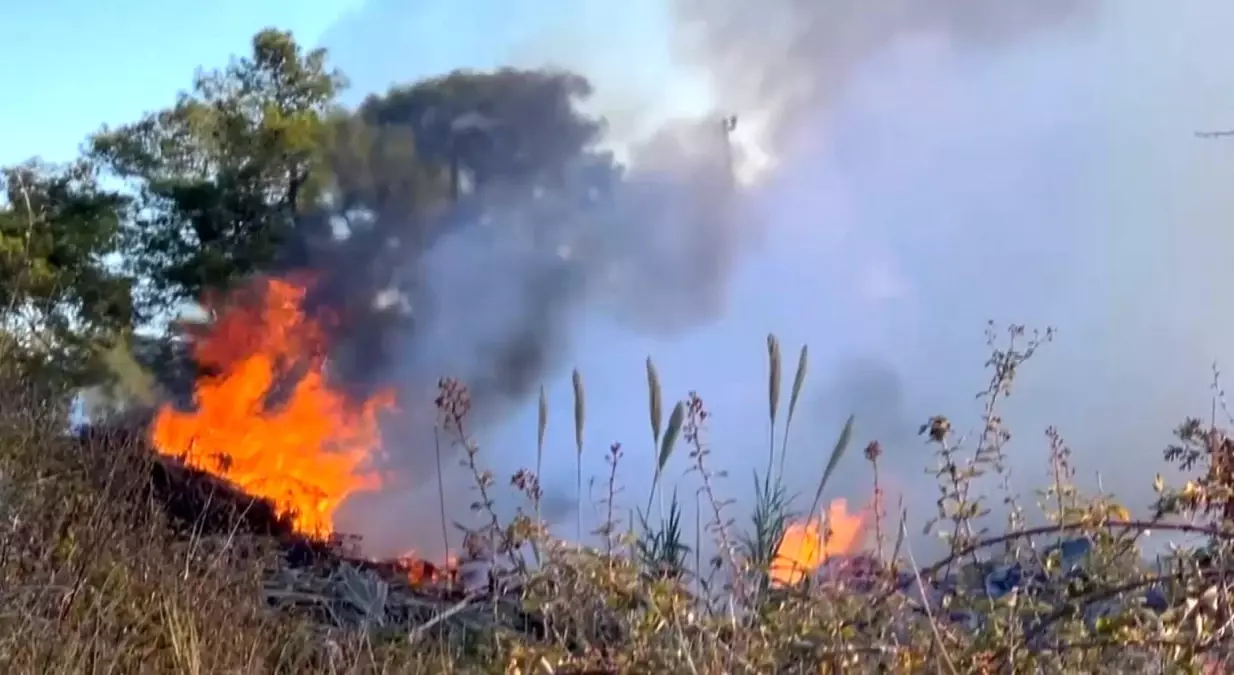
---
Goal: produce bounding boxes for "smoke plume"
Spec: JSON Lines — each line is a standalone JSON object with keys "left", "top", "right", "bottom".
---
{"left": 316, "top": 0, "right": 1234, "bottom": 564}
{"left": 672, "top": 0, "right": 1098, "bottom": 150}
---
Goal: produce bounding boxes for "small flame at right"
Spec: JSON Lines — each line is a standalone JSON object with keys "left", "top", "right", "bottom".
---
{"left": 770, "top": 498, "right": 868, "bottom": 587}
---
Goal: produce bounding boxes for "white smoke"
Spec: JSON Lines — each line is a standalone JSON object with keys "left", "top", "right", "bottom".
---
{"left": 324, "top": 0, "right": 1234, "bottom": 565}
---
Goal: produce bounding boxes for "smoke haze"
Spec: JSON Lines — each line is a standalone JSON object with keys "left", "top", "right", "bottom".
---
{"left": 319, "top": 1, "right": 1234, "bottom": 564}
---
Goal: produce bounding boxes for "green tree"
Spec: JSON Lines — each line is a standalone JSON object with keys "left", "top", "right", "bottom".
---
{"left": 89, "top": 28, "right": 345, "bottom": 314}
{"left": 87, "top": 27, "right": 622, "bottom": 399}
{"left": 359, "top": 69, "right": 604, "bottom": 191}
{"left": 91, "top": 27, "right": 616, "bottom": 315}
{"left": 314, "top": 67, "right": 614, "bottom": 264}
{"left": 0, "top": 160, "right": 134, "bottom": 388}
{"left": 304, "top": 68, "right": 619, "bottom": 389}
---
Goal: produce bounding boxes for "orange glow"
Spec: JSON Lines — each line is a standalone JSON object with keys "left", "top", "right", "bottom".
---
{"left": 770, "top": 498, "right": 867, "bottom": 587}
{"left": 151, "top": 276, "right": 396, "bottom": 538}
{"left": 397, "top": 552, "right": 459, "bottom": 586}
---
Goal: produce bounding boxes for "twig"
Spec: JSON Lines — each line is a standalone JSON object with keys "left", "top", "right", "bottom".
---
{"left": 902, "top": 519, "right": 960, "bottom": 675}
{"left": 999, "top": 566, "right": 1229, "bottom": 664}
{"left": 879, "top": 518, "right": 1220, "bottom": 603}
{"left": 407, "top": 590, "right": 484, "bottom": 642}
{"left": 434, "top": 425, "right": 450, "bottom": 557}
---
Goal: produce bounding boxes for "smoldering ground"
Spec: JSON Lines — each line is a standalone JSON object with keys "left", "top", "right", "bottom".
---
{"left": 320, "top": 0, "right": 1234, "bottom": 565}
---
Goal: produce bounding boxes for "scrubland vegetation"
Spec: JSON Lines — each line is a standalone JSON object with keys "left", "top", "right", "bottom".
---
{"left": 3, "top": 27, "right": 1234, "bottom": 675}
{"left": 0, "top": 324, "right": 1232, "bottom": 674}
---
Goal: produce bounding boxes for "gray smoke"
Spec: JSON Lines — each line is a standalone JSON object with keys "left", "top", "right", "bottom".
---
{"left": 317, "top": 2, "right": 761, "bottom": 558}
{"left": 323, "top": 1, "right": 1234, "bottom": 565}
{"left": 672, "top": 0, "right": 1098, "bottom": 149}
{"left": 662, "top": 0, "right": 1234, "bottom": 561}
{"left": 325, "top": 119, "right": 754, "bottom": 558}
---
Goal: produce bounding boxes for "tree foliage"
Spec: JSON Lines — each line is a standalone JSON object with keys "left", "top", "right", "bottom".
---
{"left": 89, "top": 29, "right": 345, "bottom": 313}
{"left": 10, "top": 26, "right": 627, "bottom": 401}
{"left": 0, "top": 160, "right": 132, "bottom": 387}
{"left": 302, "top": 67, "right": 619, "bottom": 389}
{"left": 313, "top": 68, "right": 614, "bottom": 261}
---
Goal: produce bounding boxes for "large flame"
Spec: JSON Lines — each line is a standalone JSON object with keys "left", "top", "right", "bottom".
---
{"left": 770, "top": 498, "right": 867, "bottom": 587}
{"left": 151, "top": 276, "right": 396, "bottom": 538}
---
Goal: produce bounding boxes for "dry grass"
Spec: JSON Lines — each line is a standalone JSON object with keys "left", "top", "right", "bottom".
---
{"left": 3, "top": 326, "right": 1234, "bottom": 673}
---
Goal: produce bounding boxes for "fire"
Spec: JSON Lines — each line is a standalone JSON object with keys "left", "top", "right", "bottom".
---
{"left": 398, "top": 552, "right": 459, "bottom": 586}
{"left": 770, "top": 498, "right": 867, "bottom": 587}
{"left": 150, "top": 276, "right": 396, "bottom": 538}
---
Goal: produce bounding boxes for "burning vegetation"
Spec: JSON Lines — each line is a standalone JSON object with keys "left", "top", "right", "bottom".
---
{"left": 117, "top": 268, "right": 873, "bottom": 614}
{"left": 145, "top": 272, "right": 867, "bottom": 583}
{"left": 136, "top": 274, "right": 482, "bottom": 592}
{"left": 6, "top": 19, "right": 1231, "bottom": 670}
{"left": 770, "top": 498, "right": 868, "bottom": 587}
{"left": 150, "top": 275, "right": 395, "bottom": 539}
{"left": 16, "top": 303, "right": 1234, "bottom": 672}
{"left": 50, "top": 260, "right": 1222, "bottom": 674}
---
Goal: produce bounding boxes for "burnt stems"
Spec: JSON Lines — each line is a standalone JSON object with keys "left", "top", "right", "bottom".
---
{"left": 74, "top": 420, "right": 346, "bottom": 568}
{"left": 72, "top": 419, "right": 481, "bottom": 603}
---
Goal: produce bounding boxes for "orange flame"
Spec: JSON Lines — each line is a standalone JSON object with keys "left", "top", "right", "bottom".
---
{"left": 150, "top": 276, "right": 396, "bottom": 538}
{"left": 770, "top": 498, "right": 867, "bottom": 587}
{"left": 397, "top": 552, "right": 459, "bottom": 586}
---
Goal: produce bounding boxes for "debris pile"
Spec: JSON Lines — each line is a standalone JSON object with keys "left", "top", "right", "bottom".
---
{"left": 809, "top": 537, "right": 1182, "bottom": 645}
{"left": 73, "top": 419, "right": 541, "bottom": 640}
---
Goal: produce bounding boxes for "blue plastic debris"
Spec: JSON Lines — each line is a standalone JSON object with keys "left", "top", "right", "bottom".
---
{"left": 842, "top": 536, "right": 1178, "bottom": 635}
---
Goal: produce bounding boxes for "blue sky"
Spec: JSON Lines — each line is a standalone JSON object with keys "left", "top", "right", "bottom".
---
{"left": 0, "top": 0, "right": 699, "bottom": 167}
{"left": 1, "top": 0, "right": 352, "bottom": 165}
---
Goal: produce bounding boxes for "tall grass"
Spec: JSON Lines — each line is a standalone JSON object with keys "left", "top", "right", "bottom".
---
{"left": 572, "top": 368, "right": 585, "bottom": 541}
{"left": 2, "top": 327, "right": 1232, "bottom": 672}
